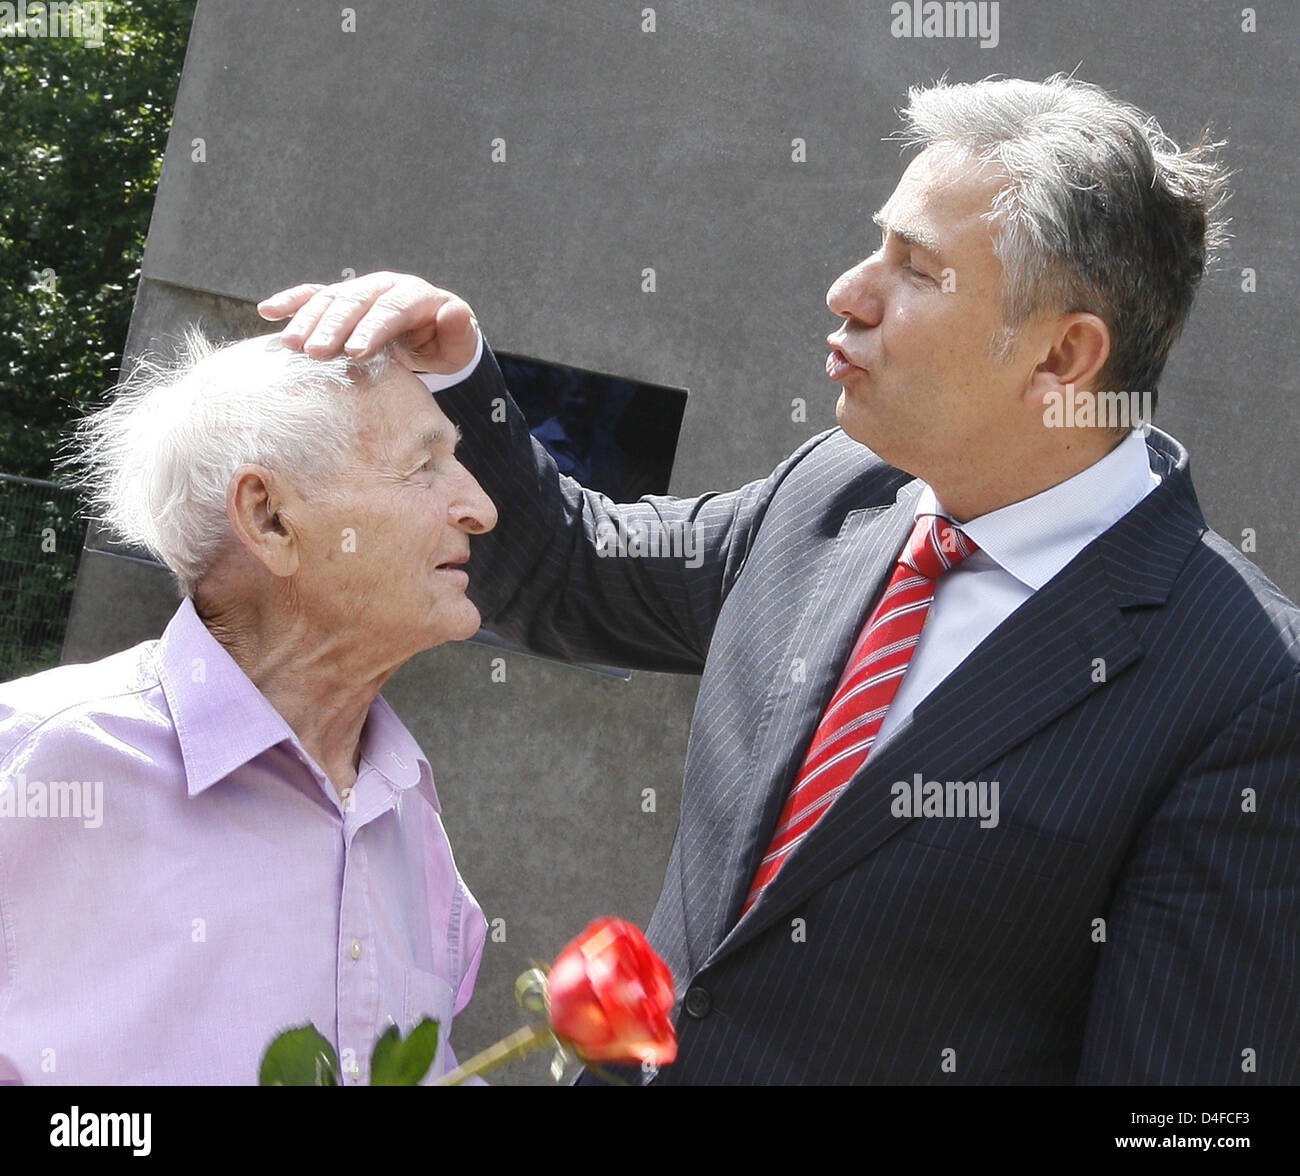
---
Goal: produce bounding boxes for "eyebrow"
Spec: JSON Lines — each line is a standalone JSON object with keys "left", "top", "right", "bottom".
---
{"left": 872, "top": 209, "right": 943, "bottom": 256}
{"left": 410, "top": 424, "right": 462, "bottom": 460}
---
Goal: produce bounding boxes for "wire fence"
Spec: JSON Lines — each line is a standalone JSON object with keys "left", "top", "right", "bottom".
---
{"left": 0, "top": 473, "right": 87, "bottom": 682}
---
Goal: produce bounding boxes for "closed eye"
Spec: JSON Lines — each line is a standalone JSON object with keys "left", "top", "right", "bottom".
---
{"left": 877, "top": 238, "right": 923, "bottom": 276}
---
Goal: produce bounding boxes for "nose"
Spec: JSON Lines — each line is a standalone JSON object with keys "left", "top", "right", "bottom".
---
{"left": 826, "top": 252, "right": 884, "bottom": 328}
{"left": 450, "top": 468, "right": 498, "bottom": 535}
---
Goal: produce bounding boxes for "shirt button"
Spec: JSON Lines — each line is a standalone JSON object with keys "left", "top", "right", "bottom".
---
{"left": 349, "top": 939, "right": 362, "bottom": 961}
{"left": 683, "top": 986, "right": 712, "bottom": 1019}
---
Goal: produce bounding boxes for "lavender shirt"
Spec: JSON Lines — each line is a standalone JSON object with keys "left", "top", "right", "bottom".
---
{"left": 0, "top": 597, "right": 486, "bottom": 1085}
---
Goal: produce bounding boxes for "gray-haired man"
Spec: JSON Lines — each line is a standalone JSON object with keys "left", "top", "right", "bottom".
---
{"left": 263, "top": 74, "right": 1300, "bottom": 1085}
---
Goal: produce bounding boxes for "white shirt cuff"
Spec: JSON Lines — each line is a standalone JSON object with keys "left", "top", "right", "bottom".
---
{"left": 414, "top": 325, "right": 484, "bottom": 392}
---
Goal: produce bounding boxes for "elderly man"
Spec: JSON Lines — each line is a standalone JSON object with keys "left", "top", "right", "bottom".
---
{"left": 262, "top": 73, "right": 1300, "bottom": 1085}
{"left": 0, "top": 331, "right": 497, "bottom": 1084}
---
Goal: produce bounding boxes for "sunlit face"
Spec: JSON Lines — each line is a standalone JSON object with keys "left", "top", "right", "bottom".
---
{"left": 285, "top": 362, "right": 497, "bottom": 653}
{"left": 825, "top": 145, "right": 1030, "bottom": 481}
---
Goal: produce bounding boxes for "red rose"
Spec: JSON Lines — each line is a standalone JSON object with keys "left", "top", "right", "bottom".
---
{"left": 545, "top": 917, "right": 677, "bottom": 1066}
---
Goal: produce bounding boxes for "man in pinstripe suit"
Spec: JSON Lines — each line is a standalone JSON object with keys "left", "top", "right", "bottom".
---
{"left": 261, "top": 75, "right": 1299, "bottom": 1084}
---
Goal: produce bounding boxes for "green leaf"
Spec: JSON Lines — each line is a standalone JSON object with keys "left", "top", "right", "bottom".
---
{"left": 369, "top": 1018, "right": 440, "bottom": 1086}
{"left": 259, "top": 1024, "right": 339, "bottom": 1086}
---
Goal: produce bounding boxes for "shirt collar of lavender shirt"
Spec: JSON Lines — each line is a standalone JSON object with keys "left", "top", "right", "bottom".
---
{"left": 153, "top": 596, "right": 438, "bottom": 810}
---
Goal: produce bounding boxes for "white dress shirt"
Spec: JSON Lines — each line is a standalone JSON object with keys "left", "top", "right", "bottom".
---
{"left": 870, "top": 427, "right": 1161, "bottom": 750}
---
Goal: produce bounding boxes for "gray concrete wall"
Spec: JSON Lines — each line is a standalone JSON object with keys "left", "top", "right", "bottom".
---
{"left": 63, "top": 0, "right": 1298, "bottom": 1083}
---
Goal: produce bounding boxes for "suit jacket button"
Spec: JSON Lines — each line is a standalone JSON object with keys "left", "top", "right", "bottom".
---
{"left": 683, "top": 986, "right": 712, "bottom": 1019}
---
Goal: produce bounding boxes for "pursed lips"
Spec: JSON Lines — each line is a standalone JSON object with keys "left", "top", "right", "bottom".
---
{"left": 826, "top": 331, "right": 868, "bottom": 371}
{"left": 826, "top": 332, "right": 869, "bottom": 383}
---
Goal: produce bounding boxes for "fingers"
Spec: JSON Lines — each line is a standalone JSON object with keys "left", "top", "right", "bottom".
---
{"left": 256, "top": 283, "right": 325, "bottom": 321}
{"left": 342, "top": 280, "right": 462, "bottom": 359}
{"left": 278, "top": 282, "right": 376, "bottom": 356}
{"left": 263, "top": 273, "right": 392, "bottom": 354}
{"left": 302, "top": 289, "right": 380, "bottom": 358}
{"left": 256, "top": 272, "right": 474, "bottom": 366}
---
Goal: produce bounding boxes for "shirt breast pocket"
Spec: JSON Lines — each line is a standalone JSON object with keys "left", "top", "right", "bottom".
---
{"left": 404, "top": 968, "right": 456, "bottom": 1085}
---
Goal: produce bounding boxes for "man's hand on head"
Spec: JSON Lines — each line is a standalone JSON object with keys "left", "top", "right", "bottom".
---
{"left": 256, "top": 271, "right": 479, "bottom": 374}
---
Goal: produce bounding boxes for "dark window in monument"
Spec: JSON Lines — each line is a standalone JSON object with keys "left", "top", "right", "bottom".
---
{"left": 470, "top": 353, "right": 690, "bottom": 677}
{"left": 495, "top": 352, "right": 688, "bottom": 501}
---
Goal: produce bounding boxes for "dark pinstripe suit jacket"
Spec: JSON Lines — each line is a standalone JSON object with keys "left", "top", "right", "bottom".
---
{"left": 438, "top": 344, "right": 1300, "bottom": 1085}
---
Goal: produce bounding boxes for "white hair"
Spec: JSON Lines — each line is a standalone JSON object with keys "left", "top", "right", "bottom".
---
{"left": 61, "top": 327, "right": 403, "bottom": 598}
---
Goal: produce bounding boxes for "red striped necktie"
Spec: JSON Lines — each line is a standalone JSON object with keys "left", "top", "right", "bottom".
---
{"left": 740, "top": 514, "right": 978, "bottom": 918}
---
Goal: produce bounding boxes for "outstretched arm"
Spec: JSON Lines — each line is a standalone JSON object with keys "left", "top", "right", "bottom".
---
{"left": 260, "top": 272, "right": 828, "bottom": 672}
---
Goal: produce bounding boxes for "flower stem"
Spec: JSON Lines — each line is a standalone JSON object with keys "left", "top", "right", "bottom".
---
{"left": 431, "top": 1023, "right": 556, "bottom": 1086}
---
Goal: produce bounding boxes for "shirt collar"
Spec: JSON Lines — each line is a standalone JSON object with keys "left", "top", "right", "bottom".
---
{"left": 155, "top": 597, "right": 436, "bottom": 807}
{"left": 358, "top": 693, "right": 442, "bottom": 812}
{"left": 916, "top": 428, "right": 1161, "bottom": 591}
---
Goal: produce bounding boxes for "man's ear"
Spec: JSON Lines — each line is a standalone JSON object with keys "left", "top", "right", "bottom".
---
{"left": 226, "top": 464, "right": 300, "bottom": 579}
{"left": 1023, "top": 311, "right": 1112, "bottom": 414}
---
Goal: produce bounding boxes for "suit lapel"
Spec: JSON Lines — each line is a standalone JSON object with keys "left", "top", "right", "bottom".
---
{"left": 705, "top": 427, "right": 1205, "bottom": 964}
{"left": 691, "top": 484, "right": 922, "bottom": 964}
{"left": 712, "top": 546, "right": 1141, "bottom": 960}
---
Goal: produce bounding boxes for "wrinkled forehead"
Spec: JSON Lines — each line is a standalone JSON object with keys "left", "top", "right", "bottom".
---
{"left": 877, "top": 144, "right": 1007, "bottom": 251}
{"left": 353, "top": 362, "right": 459, "bottom": 459}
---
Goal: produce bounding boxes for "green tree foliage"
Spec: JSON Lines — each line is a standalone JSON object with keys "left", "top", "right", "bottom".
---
{"left": 0, "top": 0, "right": 196, "bottom": 478}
